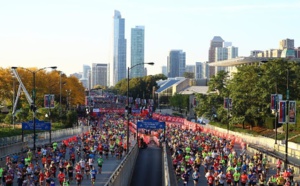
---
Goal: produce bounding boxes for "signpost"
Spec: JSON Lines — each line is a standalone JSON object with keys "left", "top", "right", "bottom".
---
{"left": 137, "top": 119, "right": 166, "bottom": 145}
{"left": 22, "top": 122, "right": 51, "bottom": 131}
{"left": 137, "top": 119, "right": 166, "bottom": 130}
{"left": 22, "top": 119, "right": 51, "bottom": 144}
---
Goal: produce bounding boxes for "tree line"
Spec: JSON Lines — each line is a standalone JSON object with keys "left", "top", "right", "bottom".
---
{"left": 0, "top": 67, "right": 85, "bottom": 126}
{"left": 194, "top": 58, "right": 300, "bottom": 129}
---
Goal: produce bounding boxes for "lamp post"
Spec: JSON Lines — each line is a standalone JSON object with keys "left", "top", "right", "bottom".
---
{"left": 259, "top": 60, "right": 279, "bottom": 145}
{"left": 126, "top": 62, "right": 154, "bottom": 153}
{"left": 59, "top": 71, "right": 62, "bottom": 117}
{"left": 11, "top": 66, "right": 57, "bottom": 150}
{"left": 12, "top": 74, "right": 16, "bottom": 129}
{"left": 285, "top": 68, "right": 289, "bottom": 170}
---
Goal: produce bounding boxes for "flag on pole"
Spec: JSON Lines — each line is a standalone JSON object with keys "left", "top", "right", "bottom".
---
{"left": 278, "top": 100, "right": 287, "bottom": 123}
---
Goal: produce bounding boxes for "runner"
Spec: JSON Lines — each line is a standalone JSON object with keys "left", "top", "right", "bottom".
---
{"left": 97, "top": 156, "right": 104, "bottom": 174}
{"left": 75, "top": 171, "right": 83, "bottom": 186}
{"left": 90, "top": 167, "right": 97, "bottom": 186}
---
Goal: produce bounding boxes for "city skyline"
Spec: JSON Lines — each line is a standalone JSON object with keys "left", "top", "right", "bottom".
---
{"left": 1, "top": 0, "right": 300, "bottom": 76}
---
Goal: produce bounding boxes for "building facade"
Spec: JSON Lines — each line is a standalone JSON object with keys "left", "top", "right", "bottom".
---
{"left": 111, "top": 10, "right": 127, "bottom": 86}
{"left": 279, "top": 38, "right": 294, "bottom": 50}
{"left": 185, "top": 65, "right": 195, "bottom": 73}
{"left": 161, "top": 66, "right": 167, "bottom": 77}
{"left": 131, "top": 26, "right": 145, "bottom": 78}
{"left": 208, "top": 36, "right": 224, "bottom": 77}
{"left": 195, "top": 62, "right": 209, "bottom": 79}
{"left": 167, "top": 50, "right": 186, "bottom": 78}
{"left": 91, "top": 63, "right": 108, "bottom": 88}
{"left": 250, "top": 50, "right": 263, "bottom": 57}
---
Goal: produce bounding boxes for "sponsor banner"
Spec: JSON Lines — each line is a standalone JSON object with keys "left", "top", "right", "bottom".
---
{"left": 44, "top": 94, "right": 55, "bottom": 108}
{"left": 132, "top": 109, "right": 141, "bottom": 114}
{"left": 278, "top": 100, "right": 287, "bottom": 123}
{"left": 224, "top": 98, "right": 232, "bottom": 109}
{"left": 270, "top": 94, "right": 283, "bottom": 110}
{"left": 289, "top": 101, "right": 296, "bottom": 124}
{"left": 93, "top": 108, "right": 100, "bottom": 113}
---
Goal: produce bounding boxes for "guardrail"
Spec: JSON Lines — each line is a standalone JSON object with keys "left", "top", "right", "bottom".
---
{"left": 104, "top": 141, "right": 139, "bottom": 186}
{"left": 162, "top": 142, "right": 171, "bottom": 186}
{"left": 0, "top": 126, "right": 89, "bottom": 146}
{"left": 0, "top": 135, "right": 23, "bottom": 147}
{"left": 0, "top": 126, "right": 90, "bottom": 166}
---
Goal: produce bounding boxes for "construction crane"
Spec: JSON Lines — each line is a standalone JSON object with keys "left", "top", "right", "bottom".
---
{"left": 11, "top": 68, "right": 34, "bottom": 116}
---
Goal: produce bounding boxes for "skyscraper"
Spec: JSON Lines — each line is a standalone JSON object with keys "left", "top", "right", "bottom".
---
{"left": 279, "top": 38, "right": 294, "bottom": 50}
{"left": 92, "top": 63, "right": 108, "bottom": 88}
{"left": 80, "top": 65, "right": 91, "bottom": 89}
{"left": 82, "top": 65, "right": 91, "bottom": 79}
{"left": 131, "top": 26, "right": 145, "bottom": 78}
{"left": 167, "top": 50, "right": 186, "bottom": 78}
{"left": 185, "top": 65, "right": 195, "bottom": 74}
{"left": 208, "top": 36, "right": 224, "bottom": 77}
{"left": 214, "top": 45, "right": 238, "bottom": 74}
{"left": 195, "top": 62, "right": 209, "bottom": 80}
{"left": 111, "top": 10, "right": 127, "bottom": 86}
{"left": 161, "top": 66, "right": 167, "bottom": 77}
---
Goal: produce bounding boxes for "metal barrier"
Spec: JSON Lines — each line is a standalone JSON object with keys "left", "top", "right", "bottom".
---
{"left": 0, "top": 126, "right": 89, "bottom": 146}
{"left": 23, "top": 126, "right": 89, "bottom": 146}
{"left": 0, "top": 135, "right": 23, "bottom": 146}
{"left": 104, "top": 142, "right": 139, "bottom": 186}
{"left": 0, "top": 126, "right": 90, "bottom": 166}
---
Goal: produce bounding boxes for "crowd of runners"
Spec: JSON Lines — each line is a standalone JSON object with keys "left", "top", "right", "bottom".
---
{"left": 166, "top": 123, "right": 299, "bottom": 186}
{"left": 0, "top": 113, "right": 130, "bottom": 186}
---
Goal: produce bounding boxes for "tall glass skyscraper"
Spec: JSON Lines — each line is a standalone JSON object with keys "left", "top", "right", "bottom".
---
{"left": 111, "top": 10, "right": 127, "bottom": 86}
{"left": 167, "top": 50, "right": 186, "bottom": 78}
{"left": 131, "top": 26, "right": 145, "bottom": 78}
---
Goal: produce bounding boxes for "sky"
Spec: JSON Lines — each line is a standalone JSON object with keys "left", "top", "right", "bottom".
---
{"left": 1, "top": 0, "right": 300, "bottom": 76}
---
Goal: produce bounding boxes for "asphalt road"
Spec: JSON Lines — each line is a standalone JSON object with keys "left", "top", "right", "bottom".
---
{"left": 130, "top": 141, "right": 163, "bottom": 186}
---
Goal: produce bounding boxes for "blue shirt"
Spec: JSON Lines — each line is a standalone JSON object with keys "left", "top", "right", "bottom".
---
{"left": 90, "top": 170, "right": 97, "bottom": 178}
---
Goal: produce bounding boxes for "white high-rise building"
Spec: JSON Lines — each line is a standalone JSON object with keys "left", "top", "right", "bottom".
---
{"left": 195, "top": 62, "right": 209, "bottom": 79}
{"left": 80, "top": 65, "right": 91, "bottom": 89}
{"left": 161, "top": 66, "right": 167, "bottom": 77}
{"left": 131, "top": 26, "right": 145, "bottom": 78}
{"left": 111, "top": 10, "right": 127, "bottom": 86}
{"left": 92, "top": 63, "right": 108, "bottom": 88}
{"left": 228, "top": 46, "right": 239, "bottom": 59}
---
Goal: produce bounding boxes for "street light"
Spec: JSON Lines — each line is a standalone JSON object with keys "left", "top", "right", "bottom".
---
{"left": 259, "top": 60, "right": 279, "bottom": 145}
{"left": 11, "top": 74, "right": 16, "bottom": 129}
{"left": 11, "top": 66, "right": 57, "bottom": 150}
{"left": 126, "top": 62, "right": 154, "bottom": 153}
{"left": 285, "top": 68, "right": 289, "bottom": 170}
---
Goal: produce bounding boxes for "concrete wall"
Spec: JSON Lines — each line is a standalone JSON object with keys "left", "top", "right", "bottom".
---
{"left": 204, "top": 124, "right": 300, "bottom": 173}
{"left": 162, "top": 142, "right": 171, "bottom": 186}
{"left": 104, "top": 142, "right": 139, "bottom": 186}
{"left": 204, "top": 124, "right": 300, "bottom": 157}
{"left": 248, "top": 146, "right": 300, "bottom": 175}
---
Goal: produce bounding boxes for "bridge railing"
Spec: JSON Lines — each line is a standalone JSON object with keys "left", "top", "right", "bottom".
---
{"left": 104, "top": 141, "right": 139, "bottom": 186}
{"left": 0, "top": 126, "right": 90, "bottom": 166}
{"left": 162, "top": 142, "right": 171, "bottom": 186}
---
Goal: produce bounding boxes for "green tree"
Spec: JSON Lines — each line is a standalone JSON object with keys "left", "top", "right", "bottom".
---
{"left": 169, "top": 93, "right": 189, "bottom": 112}
{"left": 183, "top": 72, "right": 194, "bottom": 79}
